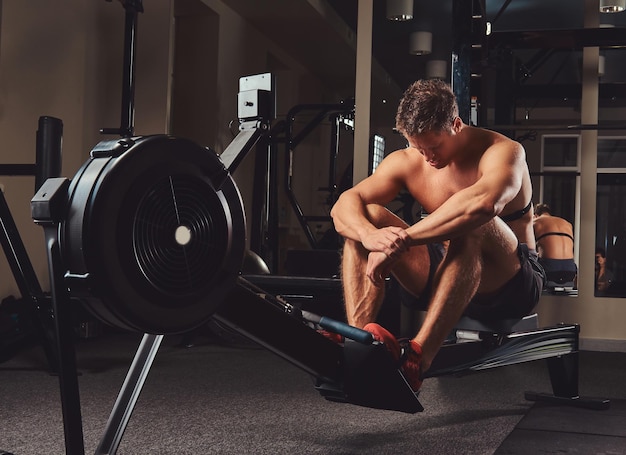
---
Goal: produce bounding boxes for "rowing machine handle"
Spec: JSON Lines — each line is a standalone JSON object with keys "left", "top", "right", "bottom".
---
{"left": 319, "top": 317, "right": 374, "bottom": 344}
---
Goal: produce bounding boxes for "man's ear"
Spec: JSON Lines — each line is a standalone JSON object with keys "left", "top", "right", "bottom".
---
{"left": 452, "top": 116, "right": 463, "bottom": 133}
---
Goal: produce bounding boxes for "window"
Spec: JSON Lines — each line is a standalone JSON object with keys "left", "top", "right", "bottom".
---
{"left": 369, "top": 134, "right": 385, "bottom": 175}
{"left": 543, "top": 135, "right": 579, "bottom": 168}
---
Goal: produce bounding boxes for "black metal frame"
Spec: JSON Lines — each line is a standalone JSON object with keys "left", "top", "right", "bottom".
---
{"left": 32, "top": 177, "right": 85, "bottom": 454}
{"left": 100, "top": 0, "right": 143, "bottom": 138}
{"left": 0, "top": 116, "right": 63, "bottom": 370}
{"left": 425, "top": 316, "right": 609, "bottom": 410}
{"left": 281, "top": 102, "right": 355, "bottom": 249}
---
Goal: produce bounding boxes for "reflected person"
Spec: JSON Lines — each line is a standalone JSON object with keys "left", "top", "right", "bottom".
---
{"left": 595, "top": 247, "right": 614, "bottom": 294}
{"left": 533, "top": 203, "right": 577, "bottom": 288}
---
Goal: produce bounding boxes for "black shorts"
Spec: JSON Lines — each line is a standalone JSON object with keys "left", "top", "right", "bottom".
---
{"left": 539, "top": 257, "right": 578, "bottom": 274}
{"left": 399, "top": 242, "right": 545, "bottom": 321}
{"left": 539, "top": 257, "right": 577, "bottom": 287}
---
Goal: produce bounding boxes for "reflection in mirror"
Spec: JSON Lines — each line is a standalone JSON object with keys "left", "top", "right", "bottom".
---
{"left": 534, "top": 203, "right": 578, "bottom": 295}
{"left": 537, "top": 135, "right": 580, "bottom": 296}
{"left": 596, "top": 171, "right": 626, "bottom": 297}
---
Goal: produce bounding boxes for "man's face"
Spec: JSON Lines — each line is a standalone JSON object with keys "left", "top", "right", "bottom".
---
{"left": 408, "top": 130, "right": 456, "bottom": 169}
{"left": 596, "top": 254, "right": 605, "bottom": 267}
{"left": 406, "top": 117, "right": 461, "bottom": 169}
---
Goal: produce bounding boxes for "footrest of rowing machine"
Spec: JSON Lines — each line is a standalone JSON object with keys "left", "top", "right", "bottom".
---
{"left": 314, "top": 339, "right": 424, "bottom": 414}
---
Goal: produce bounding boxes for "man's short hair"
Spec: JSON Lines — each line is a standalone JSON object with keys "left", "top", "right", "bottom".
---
{"left": 534, "top": 203, "right": 551, "bottom": 216}
{"left": 395, "top": 79, "right": 458, "bottom": 137}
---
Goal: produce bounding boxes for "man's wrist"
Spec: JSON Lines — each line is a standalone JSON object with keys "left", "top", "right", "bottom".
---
{"left": 357, "top": 225, "right": 378, "bottom": 242}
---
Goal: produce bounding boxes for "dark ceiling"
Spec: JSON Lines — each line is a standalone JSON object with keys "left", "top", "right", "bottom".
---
{"left": 220, "top": 0, "right": 626, "bottom": 115}
{"left": 326, "top": 0, "right": 626, "bottom": 109}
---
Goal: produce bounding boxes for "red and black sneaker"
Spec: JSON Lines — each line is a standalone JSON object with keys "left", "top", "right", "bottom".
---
{"left": 398, "top": 339, "right": 423, "bottom": 392}
{"left": 363, "top": 322, "right": 423, "bottom": 392}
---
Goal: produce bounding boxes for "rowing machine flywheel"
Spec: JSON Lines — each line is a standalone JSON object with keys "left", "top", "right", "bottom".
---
{"left": 61, "top": 135, "right": 246, "bottom": 334}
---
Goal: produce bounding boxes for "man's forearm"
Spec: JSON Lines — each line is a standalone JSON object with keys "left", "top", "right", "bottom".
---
{"left": 331, "top": 194, "right": 376, "bottom": 242}
{"left": 405, "top": 190, "right": 496, "bottom": 245}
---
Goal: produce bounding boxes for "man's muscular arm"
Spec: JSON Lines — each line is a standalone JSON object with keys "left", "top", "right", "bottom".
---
{"left": 405, "top": 140, "right": 526, "bottom": 245}
{"left": 330, "top": 151, "right": 410, "bottom": 257}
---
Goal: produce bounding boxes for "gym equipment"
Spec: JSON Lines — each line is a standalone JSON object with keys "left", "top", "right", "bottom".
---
{"left": 427, "top": 315, "right": 608, "bottom": 410}
{"left": 0, "top": 116, "right": 63, "bottom": 370}
{"left": 282, "top": 101, "right": 355, "bottom": 250}
{"left": 57, "top": 134, "right": 246, "bottom": 334}
{"left": 248, "top": 98, "right": 355, "bottom": 273}
{"left": 316, "top": 313, "right": 610, "bottom": 411}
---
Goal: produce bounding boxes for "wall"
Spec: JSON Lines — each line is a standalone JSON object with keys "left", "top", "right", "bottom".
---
{"left": 0, "top": 0, "right": 354, "bottom": 299}
{"left": 0, "top": 0, "right": 172, "bottom": 299}
{"left": 0, "top": 0, "right": 96, "bottom": 296}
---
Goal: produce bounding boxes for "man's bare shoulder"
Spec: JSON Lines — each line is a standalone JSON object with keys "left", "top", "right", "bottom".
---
{"left": 378, "top": 147, "right": 423, "bottom": 174}
{"left": 469, "top": 128, "right": 525, "bottom": 169}
{"left": 386, "top": 147, "right": 415, "bottom": 161}
{"left": 486, "top": 133, "right": 524, "bottom": 158}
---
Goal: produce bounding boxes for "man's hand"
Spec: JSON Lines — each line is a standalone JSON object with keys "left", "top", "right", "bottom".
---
{"left": 361, "top": 226, "right": 410, "bottom": 257}
{"left": 366, "top": 251, "right": 396, "bottom": 287}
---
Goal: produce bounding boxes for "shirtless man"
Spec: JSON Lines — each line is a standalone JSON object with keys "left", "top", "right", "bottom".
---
{"left": 533, "top": 203, "right": 577, "bottom": 286}
{"left": 330, "top": 79, "right": 544, "bottom": 392}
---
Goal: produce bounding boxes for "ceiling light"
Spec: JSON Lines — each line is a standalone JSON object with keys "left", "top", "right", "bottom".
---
{"left": 599, "top": 55, "right": 606, "bottom": 77}
{"left": 386, "top": 0, "right": 413, "bottom": 21}
{"left": 426, "top": 60, "right": 447, "bottom": 79}
{"left": 409, "top": 31, "right": 432, "bottom": 55}
{"left": 600, "top": 0, "right": 626, "bottom": 12}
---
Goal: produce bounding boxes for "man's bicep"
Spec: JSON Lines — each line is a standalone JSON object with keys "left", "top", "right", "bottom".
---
{"left": 350, "top": 158, "right": 405, "bottom": 205}
{"left": 477, "top": 146, "right": 524, "bottom": 205}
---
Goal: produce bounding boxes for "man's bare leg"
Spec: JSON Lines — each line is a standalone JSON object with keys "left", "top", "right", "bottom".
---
{"left": 413, "top": 236, "right": 481, "bottom": 371}
{"left": 414, "top": 219, "right": 521, "bottom": 371}
{"left": 341, "top": 239, "right": 385, "bottom": 327}
{"left": 341, "top": 204, "right": 430, "bottom": 328}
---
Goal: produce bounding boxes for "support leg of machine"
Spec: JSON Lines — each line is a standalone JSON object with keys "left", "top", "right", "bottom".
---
{"left": 522, "top": 325, "right": 610, "bottom": 410}
{"left": 525, "top": 351, "right": 610, "bottom": 410}
{"left": 44, "top": 231, "right": 85, "bottom": 455}
{"left": 547, "top": 351, "right": 579, "bottom": 398}
{"left": 95, "top": 333, "right": 164, "bottom": 455}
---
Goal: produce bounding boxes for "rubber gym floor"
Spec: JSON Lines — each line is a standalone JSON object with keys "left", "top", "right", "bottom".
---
{"left": 1, "top": 328, "right": 625, "bottom": 455}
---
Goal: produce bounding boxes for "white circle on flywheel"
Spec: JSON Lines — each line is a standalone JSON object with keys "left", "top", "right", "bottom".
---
{"left": 175, "top": 225, "right": 192, "bottom": 246}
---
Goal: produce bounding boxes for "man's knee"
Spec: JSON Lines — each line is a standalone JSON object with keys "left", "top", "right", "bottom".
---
{"left": 448, "top": 218, "right": 515, "bottom": 260}
{"left": 341, "top": 238, "right": 368, "bottom": 263}
{"left": 446, "top": 228, "right": 484, "bottom": 259}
